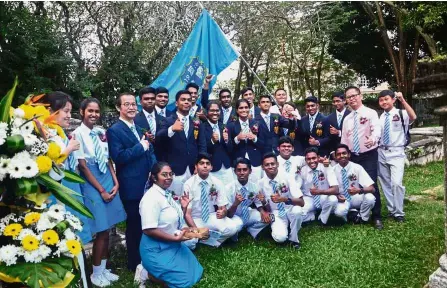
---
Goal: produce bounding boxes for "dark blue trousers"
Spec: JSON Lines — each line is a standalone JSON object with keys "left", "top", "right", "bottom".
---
{"left": 122, "top": 199, "right": 142, "bottom": 271}
{"left": 351, "top": 148, "right": 382, "bottom": 220}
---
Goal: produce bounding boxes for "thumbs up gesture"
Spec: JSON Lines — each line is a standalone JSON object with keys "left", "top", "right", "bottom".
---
{"left": 329, "top": 125, "right": 339, "bottom": 135}
{"left": 172, "top": 118, "right": 184, "bottom": 132}
{"left": 309, "top": 135, "right": 319, "bottom": 146}
{"left": 364, "top": 135, "right": 374, "bottom": 149}
{"left": 67, "top": 134, "right": 80, "bottom": 152}
{"left": 140, "top": 134, "right": 150, "bottom": 150}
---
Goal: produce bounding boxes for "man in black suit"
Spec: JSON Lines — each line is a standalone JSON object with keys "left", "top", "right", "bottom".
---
{"left": 218, "top": 88, "right": 236, "bottom": 125}
{"left": 300, "top": 96, "right": 330, "bottom": 157}
{"left": 185, "top": 74, "right": 212, "bottom": 121}
{"left": 326, "top": 92, "right": 350, "bottom": 158}
{"left": 241, "top": 87, "right": 261, "bottom": 119}
{"left": 134, "top": 87, "right": 165, "bottom": 161}
{"left": 154, "top": 87, "right": 173, "bottom": 118}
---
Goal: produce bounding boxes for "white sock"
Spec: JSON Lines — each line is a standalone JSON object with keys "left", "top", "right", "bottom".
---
{"left": 100, "top": 259, "right": 107, "bottom": 270}
{"left": 92, "top": 265, "right": 103, "bottom": 276}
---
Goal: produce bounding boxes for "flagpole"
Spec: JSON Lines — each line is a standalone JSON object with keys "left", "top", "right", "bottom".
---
{"left": 197, "top": 2, "right": 277, "bottom": 105}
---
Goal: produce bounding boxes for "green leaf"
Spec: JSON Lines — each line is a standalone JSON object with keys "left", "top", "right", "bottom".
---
{"left": 14, "top": 178, "right": 39, "bottom": 195}
{"left": 0, "top": 257, "right": 73, "bottom": 288}
{"left": 62, "top": 170, "right": 86, "bottom": 184}
{"left": 37, "top": 174, "right": 94, "bottom": 219}
{"left": 6, "top": 135, "right": 25, "bottom": 154}
{"left": 0, "top": 77, "right": 18, "bottom": 123}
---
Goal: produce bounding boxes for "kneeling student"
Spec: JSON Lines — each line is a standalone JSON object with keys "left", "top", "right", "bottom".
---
{"left": 333, "top": 144, "right": 376, "bottom": 224}
{"left": 184, "top": 153, "right": 239, "bottom": 247}
{"left": 226, "top": 158, "right": 269, "bottom": 240}
{"left": 258, "top": 152, "right": 304, "bottom": 249}
{"left": 300, "top": 147, "right": 347, "bottom": 224}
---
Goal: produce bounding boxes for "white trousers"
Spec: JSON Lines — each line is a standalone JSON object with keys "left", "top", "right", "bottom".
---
{"left": 348, "top": 193, "right": 376, "bottom": 221}
{"left": 271, "top": 206, "right": 303, "bottom": 243}
{"left": 169, "top": 167, "right": 192, "bottom": 196}
{"left": 304, "top": 195, "right": 349, "bottom": 224}
{"left": 210, "top": 166, "right": 234, "bottom": 186}
{"left": 231, "top": 208, "right": 269, "bottom": 238}
{"left": 378, "top": 155, "right": 406, "bottom": 217}
{"left": 249, "top": 165, "right": 263, "bottom": 183}
{"left": 193, "top": 212, "right": 239, "bottom": 247}
{"left": 302, "top": 196, "right": 316, "bottom": 223}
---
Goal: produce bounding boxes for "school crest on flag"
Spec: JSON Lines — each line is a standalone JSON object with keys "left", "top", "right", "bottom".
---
{"left": 180, "top": 57, "right": 208, "bottom": 86}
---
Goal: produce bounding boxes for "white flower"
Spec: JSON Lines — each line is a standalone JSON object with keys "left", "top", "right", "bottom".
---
{"left": 0, "top": 157, "right": 9, "bottom": 182}
{"left": 11, "top": 117, "right": 24, "bottom": 128}
{"left": 63, "top": 228, "right": 76, "bottom": 240}
{"left": 8, "top": 151, "right": 38, "bottom": 179}
{"left": 0, "top": 122, "right": 7, "bottom": 146}
{"left": 36, "top": 213, "right": 57, "bottom": 232}
{"left": 47, "top": 204, "right": 66, "bottom": 222}
{"left": 17, "top": 228, "right": 38, "bottom": 241}
{"left": 65, "top": 212, "right": 83, "bottom": 232}
{"left": 14, "top": 108, "right": 25, "bottom": 118}
{"left": 20, "top": 120, "right": 34, "bottom": 136}
{"left": 37, "top": 244, "right": 51, "bottom": 261}
{"left": 55, "top": 239, "right": 72, "bottom": 258}
{"left": 0, "top": 245, "right": 19, "bottom": 266}
{"left": 23, "top": 133, "right": 38, "bottom": 146}
{"left": 23, "top": 249, "right": 41, "bottom": 263}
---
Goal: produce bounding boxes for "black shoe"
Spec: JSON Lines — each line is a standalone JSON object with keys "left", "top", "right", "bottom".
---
{"left": 387, "top": 212, "right": 395, "bottom": 218}
{"left": 394, "top": 216, "right": 405, "bottom": 223}
{"left": 289, "top": 241, "right": 301, "bottom": 250}
{"left": 347, "top": 210, "right": 359, "bottom": 223}
{"left": 353, "top": 215, "right": 369, "bottom": 225}
{"left": 373, "top": 219, "right": 384, "bottom": 230}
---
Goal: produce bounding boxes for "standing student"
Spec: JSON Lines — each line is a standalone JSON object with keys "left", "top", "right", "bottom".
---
{"left": 333, "top": 144, "right": 376, "bottom": 224}
{"left": 107, "top": 93, "right": 157, "bottom": 272}
{"left": 326, "top": 92, "right": 350, "bottom": 157}
{"left": 135, "top": 87, "right": 165, "bottom": 161}
{"left": 225, "top": 158, "right": 269, "bottom": 239}
{"left": 154, "top": 87, "right": 173, "bottom": 118}
{"left": 241, "top": 87, "right": 261, "bottom": 119}
{"left": 257, "top": 153, "right": 304, "bottom": 249}
{"left": 157, "top": 90, "right": 206, "bottom": 196}
{"left": 255, "top": 95, "right": 296, "bottom": 155}
{"left": 184, "top": 153, "right": 240, "bottom": 246}
{"left": 300, "top": 147, "right": 346, "bottom": 224}
{"left": 139, "top": 162, "right": 203, "bottom": 288}
{"left": 377, "top": 91, "right": 417, "bottom": 222}
{"left": 226, "top": 99, "right": 265, "bottom": 183}
{"left": 341, "top": 86, "right": 383, "bottom": 230}
{"left": 218, "top": 89, "right": 236, "bottom": 125}
{"left": 300, "top": 96, "right": 330, "bottom": 157}
{"left": 74, "top": 98, "right": 127, "bottom": 287}
{"left": 269, "top": 88, "right": 301, "bottom": 120}
{"left": 199, "top": 101, "right": 234, "bottom": 184}
{"left": 282, "top": 102, "right": 304, "bottom": 156}
{"left": 185, "top": 74, "right": 212, "bottom": 120}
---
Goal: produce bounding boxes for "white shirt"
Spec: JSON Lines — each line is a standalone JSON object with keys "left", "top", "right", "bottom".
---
{"left": 190, "top": 105, "right": 199, "bottom": 117}
{"left": 142, "top": 109, "right": 157, "bottom": 134}
{"left": 300, "top": 163, "right": 338, "bottom": 197}
{"left": 72, "top": 123, "right": 109, "bottom": 161}
{"left": 184, "top": 174, "right": 228, "bottom": 219}
{"left": 139, "top": 184, "right": 181, "bottom": 235}
{"left": 222, "top": 106, "right": 233, "bottom": 124}
{"left": 335, "top": 108, "right": 346, "bottom": 137}
{"left": 225, "top": 180, "right": 261, "bottom": 216}
{"left": 278, "top": 155, "right": 305, "bottom": 192}
{"left": 257, "top": 172, "right": 302, "bottom": 211}
{"left": 155, "top": 106, "right": 167, "bottom": 117}
{"left": 333, "top": 162, "right": 374, "bottom": 195}
{"left": 379, "top": 107, "right": 409, "bottom": 147}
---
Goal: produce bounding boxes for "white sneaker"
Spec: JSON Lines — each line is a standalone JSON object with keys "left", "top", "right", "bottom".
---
{"left": 134, "top": 264, "right": 148, "bottom": 288}
{"left": 91, "top": 273, "right": 111, "bottom": 287}
{"left": 102, "top": 269, "right": 119, "bottom": 282}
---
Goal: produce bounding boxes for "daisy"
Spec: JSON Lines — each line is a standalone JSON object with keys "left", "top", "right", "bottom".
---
{"left": 0, "top": 245, "right": 20, "bottom": 266}
{"left": 47, "top": 204, "right": 66, "bottom": 222}
{"left": 0, "top": 122, "right": 7, "bottom": 146}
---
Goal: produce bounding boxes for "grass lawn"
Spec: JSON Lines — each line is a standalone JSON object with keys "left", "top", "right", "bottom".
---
{"left": 102, "top": 162, "right": 445, "bottom": 288}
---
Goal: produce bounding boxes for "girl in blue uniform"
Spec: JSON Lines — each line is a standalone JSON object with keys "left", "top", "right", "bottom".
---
{"left": 139, "top": 162, "right": 203, "bottom": 288}
{"left": 73, "top": 98, "right": 127, "bottom": 287}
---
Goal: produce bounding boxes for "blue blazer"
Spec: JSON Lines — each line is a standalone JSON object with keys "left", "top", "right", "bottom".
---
{"left": 157, "top": 114, "right": 206, "bottom": 175}
{"left": 226, "top": 119, "right": 264, "bottom": 167}
{"left": 275, "top": 118, "right": 305, "bottom": 156}
{"left": 107, "top": 120, "right": 156, "bottom": 201}
{"left": 199, "top": 121, "right": 233, "bottom": 172}
{"left": 300, "top": 112, "right": 330, "bottom": 156}
{"left": 219, "top": 107, "right": 237, "bottom": 125}
{"left": 326, "top": 109, "right": 350, "bottom": 155}
{"left": 254, "top": 113, "right": 295, "bottom": 155}
{"left": 134, "top": 111, "right": 165, "bottom": 161}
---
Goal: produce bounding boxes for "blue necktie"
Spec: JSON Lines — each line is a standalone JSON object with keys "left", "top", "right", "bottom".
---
{"left": 242, "top": 122, "right": 249, "bottom": 133}
{"left": 353, "top": 112, "right": 360, "bottom": 153}
{"left": 130, "top": 125, "right": 140, "bottom": 140}
{"left": 165, "top": 190, "right": 185, "bottom": 229}
{"left": 223, "top": 108, "right": 230, "bottom": 124}
{"left": 264, "top": 115, "right": 270, "bottom": 131}
{"left": 213, "top": 124, "right": 220, "bottom": 142}
{"left": 90, "top": 130, "right": 108, "bottom": 174}
{"left": 147, "top": 114, "right": 155, "bottom": 135}
{"left": 158, "top": 109, "right": 165, "bottom": 117}
{"left": 309, "top": 115, "right": 315, "bottom": 131}
{"left": 341, "top": 168, "right": 352, "bottom": 201}
{"left": 270, "top": 180, "right": 286, "bottom": 218}
{"left": 182, "top": 117, "right": 189, "bottom": 138}
{"left": 240, "top": 186, "right": 250, "bottom": 223}
{"left": 285, "top": 160, "right": 291, "bottom": 173}
{"left": 200, "top": 181, "right": 210, "bottom": 222}
{"left": 312, "top": 170, "right": 321, "bottom": 209}
{"left": 337, "top": 113, "right": 343, "bottom": 127}
{"left": 383, "top": 112, "right": 390, "bottom": 146}
{"left": 283, "top": 128, "right": 288, "bottom": 136}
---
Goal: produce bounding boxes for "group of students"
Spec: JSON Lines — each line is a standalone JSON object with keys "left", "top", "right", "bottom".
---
{"left": 37, "top": 76, "right": 417, "bottom": 288}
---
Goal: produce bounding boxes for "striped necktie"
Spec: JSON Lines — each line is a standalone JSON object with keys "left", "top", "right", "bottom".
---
{"left": 213, "top": 123, "right": 220, "bottom": 142}
{"left": 309, "top": 115, "right": 315, "bottom": 131}
{"left": 240, "top": 186, "right": 250, "bottom": 223}
{"left": 64, "top": 136, "right": 77, "bottom": 172}
{"left": 165, "top": 190, "right": 185, "bottom": 229}
{"left": 130, "top": 125, "right": 140, "bottom": 140}
{"left": 147, "top": 114, "right": 155, "bottom": 135}
{"left": 182, "top": 116, "right": 189, "bottom": 138}
{"left": 285, "top": 160, "right": 291, "bottom": 173}
{"left": 223, "top": 108, "right": 230, "bottom": 124}
{"left": 270, "top": 180, "right": 286, "bottom": 218}
{"left": 158, "top": 109, "right": 165, "bottom": 117}
{"left": 352, "top": 112, "right": 360, "bottom": 153}
{"left": 312, "top": 169, "right": 321, "bottom": 209}
{"left": 341, "top": 168, "right": 352, "bottom": 201}
{"left": 283, "top": 128, "right": 288, "bottom": 136}
{"left": 264, "top": 115, "right": 270, "bottom": 131}
{"left": 383, "top": 112, "right": 390, "bottom": 146}
{"left": 90, "top": 130, "right": 107, "bottom": 174}
{"left": 200, "top": 181, "right": 210, "bottom": 222}
{"left": 337, "top": 113, "right": 343, "bottom": 127}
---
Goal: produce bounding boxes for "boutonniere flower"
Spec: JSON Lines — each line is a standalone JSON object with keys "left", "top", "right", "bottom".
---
{"left": 251, "top": 123, "right": 259, "bottom": 135}
{"left": 276, "top": 183, "right": 289, "bottom": 194}
{"left": 273, "top": 115, "right": 280, "bottom": 134}
{"left": 209, "top": 184, "right": 218, "bottom": 197}
{"left": 170, "top": 190, "right": 179, "bottom": 201}
{"left": 221, "top": 124, "right": 228, "bottom": 134}
{"left": 392, "top": 114, "right": 400, "bottom": 121}
{"left": 248, "top": 192, "right": 255, "bottom": 200}
{"left": 315, "top": 121, "right": 323, "bottom": 136}
{"left": 318, "top": 172, "right": 326, "bottom": 181}
{"left": 348, "top": 173, "right": 357, "bottom": 181}
{"left": 231, "top": 115, "right": 238, "bottom": 122}
{"left": 192, "top": 117, "right": 200, "bottom": 139}
{"left": 96, "top": 130, "right": 107, "bottom": 142}
{"left": 295, "top": 166, "right": 301, "bottom": 175}
{"left": 360, "top": 117, "right": 368, "bottom": 125}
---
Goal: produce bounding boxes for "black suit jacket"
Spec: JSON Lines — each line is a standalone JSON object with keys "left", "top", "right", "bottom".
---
{"left": 326, "top": 109, "right": 351, "bottom": 155}
{"left": 254, "top": 113, "right": 295, "bottom": 155}
{"left": 199, "top": 121, "right": 233, "bottom": 171}
{"left": 134, "top": 111, "right": 165, "bottom": 161}
{"left": 300, "top": 112, "right": 330, "bottom": 156}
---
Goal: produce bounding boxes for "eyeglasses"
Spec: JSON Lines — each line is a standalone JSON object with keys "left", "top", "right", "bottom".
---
{"left": 122, "top": 103, "right": 137, "bottom": 108}
{"left": 160, "top": 172, "right": 175, "bottom": 178}
{"left": 208, "top": 109, "right": 220, "bottom": 113}
{"left": 346, "top": 93, "right": 360, "bottom": 100}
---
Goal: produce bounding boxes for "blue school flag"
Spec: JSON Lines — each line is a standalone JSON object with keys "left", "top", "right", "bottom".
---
{"left": 150, "top": 9, "right": 239, "bottom": 111}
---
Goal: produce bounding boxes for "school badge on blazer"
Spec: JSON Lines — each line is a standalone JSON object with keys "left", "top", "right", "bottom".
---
{"left": 192, "top": 116, "right": 200, "bottom": 139}
{"left": 315, "top": 121, "right": 323, "bottom": 137}
{"left": 273, "top": 115, "right": 280, "bottom": 134}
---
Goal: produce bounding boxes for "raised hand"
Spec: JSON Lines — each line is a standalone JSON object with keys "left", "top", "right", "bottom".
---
{"left": 172, "top": 118, "right": 184, "bottom": 132}
{"left": 180, "top": 192, "right": 191, "bottom": 209}
{"left": 329, "top": 125, "right": 339, "bottom": 135}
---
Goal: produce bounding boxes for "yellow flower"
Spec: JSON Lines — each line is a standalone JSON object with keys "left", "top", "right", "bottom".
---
{"left": 3, "top": 224, "right": 23, "bottom": 237}
{"left": 18, "top": 104, "right": 36, "bottom": 120}
{"left": 47, "top": 142, "right": 61, "bottom": 160}
{"left": 24, "top": 212, "right": 41, "bottom": 225}
{"left": 42, "top": 230, "right": 59, "bottom": 245}
{"left": 66, "top": 239, "right": 81, "bottom": 255}
{"left": 34, "top": 106, "right": 50, "bottom": 121}
{"left": 36, "top": 156, "right": 52, "bottom": 174}
{"left": 22, "top": 235, "right": 39, "bottom": 251}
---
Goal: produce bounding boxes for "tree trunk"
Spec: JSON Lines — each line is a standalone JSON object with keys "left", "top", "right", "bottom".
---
{"left": 316, "top": 39, "right": 326, "bottom": 99}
